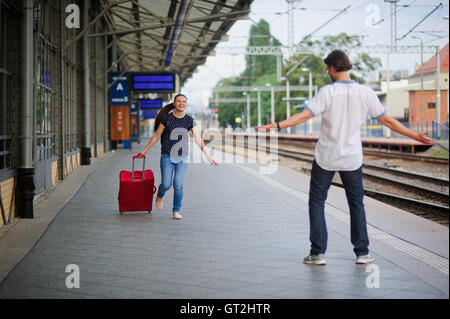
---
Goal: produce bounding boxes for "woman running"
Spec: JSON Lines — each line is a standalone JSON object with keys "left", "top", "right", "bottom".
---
{"left": 137, "top": 94, "right": 218, "bottom": 220}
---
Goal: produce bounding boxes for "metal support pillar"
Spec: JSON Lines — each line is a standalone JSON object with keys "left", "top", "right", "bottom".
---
{"left": 271, "top": 86, "right": 275, "bottom": 123}
{"left": 308, "top": 71, "right": 313, "bottom": 135}
{"left": 276, "top": 55, "right": 282, "bottom": 82}
{"left": 288, "top": 0, "right": 294, "bottom": 56}
{"left": 385, "top": 52, "right": 391, "bottom": 138}
{"left": 420, "top": 40, "right": 424, "bottom": 131}
{"left": 436, "top": 46, "right": 441, "bottom": 138}
{"left": 257, "top": 90, "right": 261, "bottom": 127}
{"left": 246, "top": 93, "right": 250, "bottom": 132}
{"left": 286, "top": 79, "right": 291, "bottom": 134}
{"left": 81, "top": 0, "right": 92, "bottom": 165}
{"left": 17, "top": 0, "right": 35, "bottom": 218}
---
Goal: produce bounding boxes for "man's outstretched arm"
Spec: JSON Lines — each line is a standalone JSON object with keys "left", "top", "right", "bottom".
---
{"left": 256, "top": 109, "right": 313, "bottom": 132}
{"left": 377, "top": 114, "right": 434, "bottom": 144}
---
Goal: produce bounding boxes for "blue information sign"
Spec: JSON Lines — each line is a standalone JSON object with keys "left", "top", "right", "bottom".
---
{"left": 142, "top": 109, "right": 159, "bottom": 120}
{"left": 109, "top": 73, "right": 129, "bottom": 105}
{"left": 140, "top": 99, "right": 163, "bottom": 109}
{"left": 131, "top": 73, "right": 175, "bottom": 92}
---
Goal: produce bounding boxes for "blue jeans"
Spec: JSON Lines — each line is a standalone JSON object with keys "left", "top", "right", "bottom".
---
{"left": 157, "top": 155, "right": 188, "bottom": 213}
{"left": 308, "top": 160, "right": 370, "bottom": 257}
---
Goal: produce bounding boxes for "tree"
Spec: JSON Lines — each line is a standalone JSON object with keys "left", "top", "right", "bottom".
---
{"left": 211, "top": 31, "right": 382, "bottom": 128}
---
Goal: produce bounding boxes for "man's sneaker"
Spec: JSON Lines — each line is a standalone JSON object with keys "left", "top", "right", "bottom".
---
{"left": 303, "top": 254, "right": 326, "bottom": 265}
{"left": 356, "top": 255, "right": 374, "bottom": 264}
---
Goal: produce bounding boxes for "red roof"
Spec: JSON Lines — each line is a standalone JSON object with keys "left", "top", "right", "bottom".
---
{"left": 414, "top": 42, "right": 449, "bottom": 75}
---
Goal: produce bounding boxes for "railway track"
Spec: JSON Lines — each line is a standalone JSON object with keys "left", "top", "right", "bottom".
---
{"left": 206, "top": 135, "right": 449, "bottom": 164}
{"left": 274, "top": 146, "right": 449, "bottom": 205}
{"left": 211, "top": 139, "right": 449, "bottom": 225}
{"left": 275, "top": 138, "right": 449, "bottom": 165}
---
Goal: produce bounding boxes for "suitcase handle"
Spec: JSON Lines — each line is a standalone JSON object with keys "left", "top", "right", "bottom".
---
{"left": 153, "top": 185, "right": 157, "bottom": 194}
{"left": 131, "top": 156, "right": 146, "bottom": 181}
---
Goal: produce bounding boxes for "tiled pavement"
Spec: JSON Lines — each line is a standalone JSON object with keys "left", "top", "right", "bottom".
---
{"left": 0, "top": 141, "right": 448, "bottom": 299}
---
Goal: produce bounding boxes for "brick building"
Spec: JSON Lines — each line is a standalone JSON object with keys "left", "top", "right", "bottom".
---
{"left": 408, "top": 43, "right": 449, "bottom": 126}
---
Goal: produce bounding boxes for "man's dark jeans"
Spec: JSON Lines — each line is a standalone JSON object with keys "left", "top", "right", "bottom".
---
{"left": 308, "top": 160, "right": 370, "bottom": 257}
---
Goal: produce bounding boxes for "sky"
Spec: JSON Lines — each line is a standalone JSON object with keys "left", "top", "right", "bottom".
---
{"left": 181, "top": 0, "right": 449, "bottom": 113}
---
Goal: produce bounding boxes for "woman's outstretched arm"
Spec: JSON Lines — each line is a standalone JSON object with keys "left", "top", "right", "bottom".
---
{"left": 192, "top": 126, "right": 218, "bottom": 166}
{"left": 137, "top": 123, "right": 165, "bottom": 157}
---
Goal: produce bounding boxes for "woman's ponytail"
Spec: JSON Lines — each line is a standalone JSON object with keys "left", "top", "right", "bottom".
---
{"left": 154, "top": 103, "right": 175, "bottom": 132}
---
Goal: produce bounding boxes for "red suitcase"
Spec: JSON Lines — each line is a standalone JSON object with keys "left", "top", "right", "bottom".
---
{"left": 118, "top": 155, "right": 157, "bottom": 214}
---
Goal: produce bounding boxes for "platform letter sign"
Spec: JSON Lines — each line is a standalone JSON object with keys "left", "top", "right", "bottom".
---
{"left": 109, "top": 73, "right": 130, "bottom": 141}
{"left": 110, "top": 73, "right": 129, "bottom": 105}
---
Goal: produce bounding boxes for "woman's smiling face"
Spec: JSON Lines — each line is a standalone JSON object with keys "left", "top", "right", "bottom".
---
{"left": 174, "top": 95, "right": 187, "bottom": 112}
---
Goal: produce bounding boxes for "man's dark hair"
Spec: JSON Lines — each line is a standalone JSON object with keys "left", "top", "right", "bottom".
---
{"left": 323, "top": 50, "right": 352, "bottom": 72}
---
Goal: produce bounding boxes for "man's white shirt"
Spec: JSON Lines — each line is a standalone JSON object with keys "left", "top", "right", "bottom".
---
{"left": 305, "top": 80, "right": 386, "bottom": 171}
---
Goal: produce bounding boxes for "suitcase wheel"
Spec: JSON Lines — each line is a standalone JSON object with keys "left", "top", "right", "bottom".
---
{"left": 119, "top": 211, "right": 123, "bottom": 215}
{"left": 148, "top": 210, "right": 152, "bottom": 214}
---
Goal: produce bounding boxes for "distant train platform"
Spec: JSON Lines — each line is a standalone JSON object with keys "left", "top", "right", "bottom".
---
{"left": 0, "top": 140, "right": 447, "bottom": 299}
{"left": 230, "top": 133, "right": 435, "bottom": 154}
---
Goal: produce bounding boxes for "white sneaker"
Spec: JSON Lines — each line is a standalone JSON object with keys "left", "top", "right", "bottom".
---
{"left": 303, "top": 254, "right": 326, "bottom": 265}
{"left": 356, "top": 255, "right": 374, "bottom": 264}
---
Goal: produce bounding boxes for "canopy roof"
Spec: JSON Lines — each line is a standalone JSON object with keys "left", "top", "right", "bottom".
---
{"left": 98, "top": 0, "right": 253, "bottom": 86}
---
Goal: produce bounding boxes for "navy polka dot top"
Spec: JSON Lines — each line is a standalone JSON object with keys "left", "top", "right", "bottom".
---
{"left": 160, "top": 112, "right": 197, "bottom": 157}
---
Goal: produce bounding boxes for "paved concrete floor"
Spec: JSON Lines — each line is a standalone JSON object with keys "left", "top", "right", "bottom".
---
{"left": 0, "top": 141, "right": 448, "bottom": 299}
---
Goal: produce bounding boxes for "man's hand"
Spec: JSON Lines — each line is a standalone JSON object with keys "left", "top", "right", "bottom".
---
{"left": 255, "top": 120, "right": 277, "bottom": 132}
{"left": 378, "top": 114, "right": 435, "bottom": 145}
{"left": 414, "top": 132, "right": 434, "bottom": 145}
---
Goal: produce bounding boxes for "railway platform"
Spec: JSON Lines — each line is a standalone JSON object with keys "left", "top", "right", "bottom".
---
{"left": 231, "top": 133, "right": 435, "bottom": 154}
{"left": 0, "top": 140, "right": 448, "bottom": 299}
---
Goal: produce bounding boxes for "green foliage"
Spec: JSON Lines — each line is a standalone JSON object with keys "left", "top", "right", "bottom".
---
{"left": 211, "top": 30, "right": 382, "bottom": 128}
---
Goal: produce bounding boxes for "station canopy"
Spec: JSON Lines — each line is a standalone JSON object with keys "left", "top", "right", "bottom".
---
{"left": 97, "top": 0, "right": 253, "bottom": 86}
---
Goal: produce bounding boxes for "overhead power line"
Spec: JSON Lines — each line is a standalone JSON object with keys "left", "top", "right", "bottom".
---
{"left": 398, "top": 2, "right": 444, "bottom": 41}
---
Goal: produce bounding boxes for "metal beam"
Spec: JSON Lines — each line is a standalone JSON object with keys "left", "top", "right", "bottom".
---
{"left": 88, "top": 9, "right": 250, "bottom": 38}
{"left": 64, "top": 0, "right": 133, "bottom": 48}
{"left": 398, "top": 3, "right": 443, "bottom": 41}
{"left": 97, "top": 52, "right": 130, "bottom": 79}
{"left": 213, "top": 85, "right": 316, "bottom": 92}
{"left": 293, "top": 44, "right": 439, "bottom": 55}
{"left": 196, "top": 0, "right": 237, "bottom": 10}
{"left": 215, "top": 98, "right": 258, "bottom": 103}
{"left": 216, "top": 46, "right": 283, "bottom": 55}
{"left": 109, "top": 8, "right": 164, "bottom": 45}
{"left": 302, "top": 5, "right": 351, "bottom": 41}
